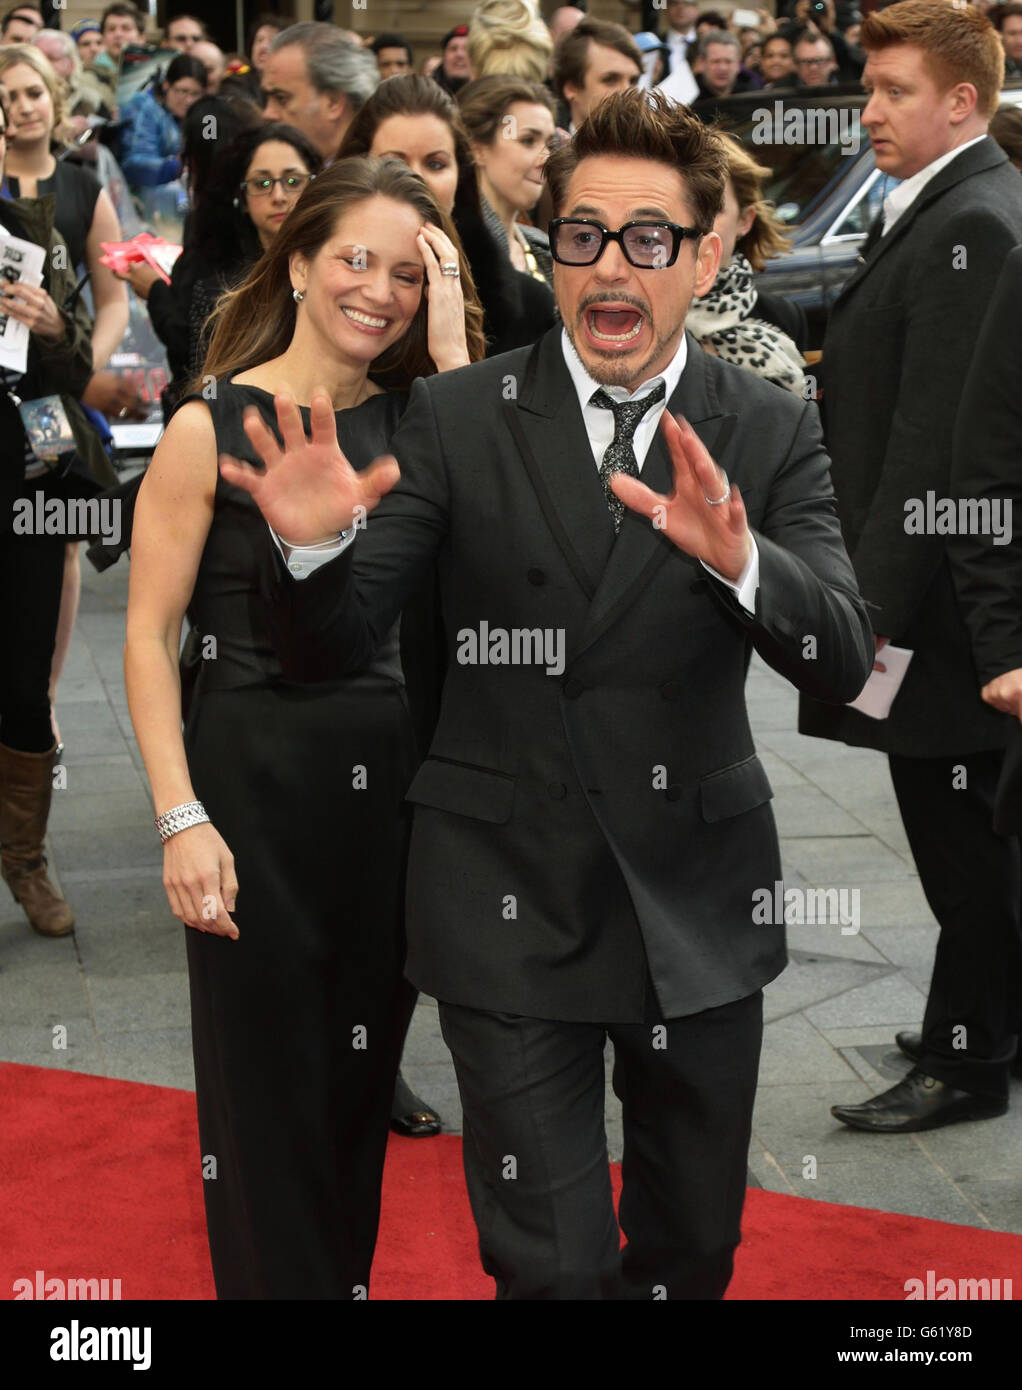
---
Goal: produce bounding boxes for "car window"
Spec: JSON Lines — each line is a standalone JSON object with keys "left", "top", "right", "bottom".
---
{"left": 721, "top": 103, "right": 867, "bottom": 226}
{"left": 829, "top": 169, "right": 902, "bottom": 237}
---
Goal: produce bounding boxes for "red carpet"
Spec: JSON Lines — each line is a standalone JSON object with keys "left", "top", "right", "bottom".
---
{"left": 2, "top": 1062, "right": 1019, "bottom": 1300}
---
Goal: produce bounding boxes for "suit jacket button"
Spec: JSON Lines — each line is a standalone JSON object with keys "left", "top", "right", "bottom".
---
{"left": 548, "top": 782, "right": 567, "bottom": 799}
{"left": 665, "top": 785, "right": 682, "bottom": 801}
{"left": 562, "top": 677, "right": 584, "bottom": 699}
{"left": 527, "top": 567, "right": 546, "bottom": 585}
{"left": 660, "top": 681, "right": 683, "bottom": 700}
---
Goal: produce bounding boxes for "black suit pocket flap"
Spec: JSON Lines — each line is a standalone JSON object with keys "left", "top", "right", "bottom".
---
{"left": 405, "top": 758, "right": 515, "bottom": 824}
{"left": 699, "top": 755, "right": 773, "bottom": 823}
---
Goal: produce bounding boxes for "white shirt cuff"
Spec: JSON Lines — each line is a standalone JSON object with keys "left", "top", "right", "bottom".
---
{"left": 269, "top": 525, "right": 355, "bottom": 579}
{"left": 701, "top": 540, "right": 759, "bottom": 615}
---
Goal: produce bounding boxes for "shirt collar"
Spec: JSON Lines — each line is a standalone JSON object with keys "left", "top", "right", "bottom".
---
{"left": 882, "top": 134, "right": 987, "bottom": 233}
{"left": 561, "top": 325, "right": 688, "bottom": 412}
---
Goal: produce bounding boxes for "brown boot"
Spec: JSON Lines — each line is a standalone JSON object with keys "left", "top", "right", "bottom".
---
{"left": 0, "top": 741, "right": 74, "bottom": 937}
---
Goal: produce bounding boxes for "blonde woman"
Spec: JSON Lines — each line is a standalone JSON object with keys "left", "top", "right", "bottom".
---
{"left": 467, "top": 0, "right": 554, "bottom": 82}
{"left": 0, "top": 44, "right": 129, "bottom": 752}
{"left": 687, "top": 132, "right": 806, "bottom": 393}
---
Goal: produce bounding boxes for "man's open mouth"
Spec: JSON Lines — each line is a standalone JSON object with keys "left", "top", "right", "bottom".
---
{"left": 587, "top": 307, "right": 644, "bottom": 342}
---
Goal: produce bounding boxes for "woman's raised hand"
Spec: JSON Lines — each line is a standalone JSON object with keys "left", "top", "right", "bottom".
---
{"left": 219, "top": 390, "right": 400, "bottom": 545}
{"left": 418, "top": 222, "right": 470, "bottom": 372}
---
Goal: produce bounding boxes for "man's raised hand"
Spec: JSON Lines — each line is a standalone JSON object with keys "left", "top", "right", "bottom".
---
{"left": 611, "top": 410, "right": 752, "bottom": 582}
{"left": 218, "top": 390, "right": 400, "bottom": 545}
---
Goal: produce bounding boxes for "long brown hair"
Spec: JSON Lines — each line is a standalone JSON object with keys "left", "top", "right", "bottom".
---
{"left": 198, "top": 155, "right": 486, "bottom": 391}
{"left": 340, "top": 73, "right": 481, "bottom": 220}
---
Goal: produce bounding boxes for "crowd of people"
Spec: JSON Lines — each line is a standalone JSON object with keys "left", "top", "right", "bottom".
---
{"left": 1, "top": 0, "right": 1021, "bottom": 1301}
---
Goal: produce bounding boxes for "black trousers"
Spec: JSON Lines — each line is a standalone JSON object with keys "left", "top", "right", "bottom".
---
{"left": 889, "top": 751, "right": 1022, "bottom": 1100}
{"left": 185, "top": 680, "right": 417, "bottom": 1298}
{"left": 438, "top": 989, "right": 763, "bottom": 1300}
{"left": 0, "top": 529, "right": 65, "bottom": 751}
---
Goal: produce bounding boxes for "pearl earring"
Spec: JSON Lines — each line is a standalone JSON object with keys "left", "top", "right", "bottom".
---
{"left": 293, "top": 289, "right": 305, "bottom": 303}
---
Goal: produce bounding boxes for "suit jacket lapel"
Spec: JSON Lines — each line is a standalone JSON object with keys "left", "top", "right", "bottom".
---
{"left": 573, "top": 335, "right": 738, "bottom": 662}
{"left": 507, "top": 326, "right": 616, "bottom": 600}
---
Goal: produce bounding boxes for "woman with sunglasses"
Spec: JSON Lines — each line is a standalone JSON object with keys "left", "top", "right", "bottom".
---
{"left": 187, "top": 122, "right": 322, "bottom": 373}
{"left": 125, "top": 156, "right": 486, "bottom": 1298}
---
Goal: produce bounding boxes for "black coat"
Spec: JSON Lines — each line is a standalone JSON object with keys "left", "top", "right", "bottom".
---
{"left": 948, "top": 248, "right": 1022, "bottom": 831}
{"left": 799, "top": 137, "right": 1022, "bottom": 757}
{"left": 265, "top": 326, "right": 872, "bottom": 1023}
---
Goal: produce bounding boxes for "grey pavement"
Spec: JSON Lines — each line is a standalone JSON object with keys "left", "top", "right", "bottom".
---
{"left": 2, "top": 559, "right": 1020, "bottom": 1236}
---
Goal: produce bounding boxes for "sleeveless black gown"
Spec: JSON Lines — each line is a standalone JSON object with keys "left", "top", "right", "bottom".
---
{"left": 181, "top": 379, "right": 417, "bottom": 1298}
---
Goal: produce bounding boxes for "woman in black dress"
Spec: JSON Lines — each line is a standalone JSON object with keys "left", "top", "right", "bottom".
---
{"left": 124, "top": 157, "right": 485, "bottom": 1298}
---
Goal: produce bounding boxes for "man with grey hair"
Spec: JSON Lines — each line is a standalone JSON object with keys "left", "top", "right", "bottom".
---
{"left": 262, "top": 21, "right": 377, "bottom": 164}
{"left": 691, "top": 30, "right": 758, "bottom": 119}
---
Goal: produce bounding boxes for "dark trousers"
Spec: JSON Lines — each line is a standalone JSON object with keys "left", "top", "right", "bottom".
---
{"left": 0, "top": 530, "right": 65, "bottom": 751}
{"left": 889, "top": 751, "right": 1022, "bottom": 1101}
{"left": 438, "top": 989, "right": 763, "bottom": 1300}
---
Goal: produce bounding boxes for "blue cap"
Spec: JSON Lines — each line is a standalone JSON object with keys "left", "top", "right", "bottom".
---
{"left": 633, "top": 31, "right": 670, "bottom": 55}
{"left": 71, "top": 19, "right": 102, "bottom": 40}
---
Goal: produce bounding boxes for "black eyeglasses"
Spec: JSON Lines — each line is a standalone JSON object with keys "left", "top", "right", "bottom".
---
{"left": 548, "top": 218, "right": 705, "bottom": 269}
{"left": 240, "top": 173, "right": 314, "bottom": 198}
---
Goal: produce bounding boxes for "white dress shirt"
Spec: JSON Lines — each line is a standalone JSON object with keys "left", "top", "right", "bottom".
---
{"left": 561, "top": 328, "right": 758, "bottom": 612}
{"left": 881, "top": 134, "right": 986, "bottom": 235}
{"left": 275, "top": 330, "right": 759, "bottom": 613}
{"left": 655, "top": 27, "right": 699, "bottom": 107}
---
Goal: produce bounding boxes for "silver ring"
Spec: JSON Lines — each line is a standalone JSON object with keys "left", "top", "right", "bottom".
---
{"left": 704, "top": 482, "right": 730, "bottom": 507}
{"left": 440, "top": 262, "right": 460, "bottom": 277}
{"left": 118, "top": 406, "right": 128, "bottom": 418}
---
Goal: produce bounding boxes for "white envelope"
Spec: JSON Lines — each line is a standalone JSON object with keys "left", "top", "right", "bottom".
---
{"left": 847, "top": 643, "right": 914, "bottom": 720}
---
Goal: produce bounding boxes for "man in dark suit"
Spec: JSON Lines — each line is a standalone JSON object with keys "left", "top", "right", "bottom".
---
{"left": 224, "top": 90, "right": 873, "bottom": 1300}
{"left": 946, "top": 249, "right": 1022, "bottom": 1066}
{"left": 800, "top": 0, "right": 1022, "bottom": 1131}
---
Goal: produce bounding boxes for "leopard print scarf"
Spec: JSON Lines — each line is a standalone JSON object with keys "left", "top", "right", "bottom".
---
{"left": 686, "top": 252, "right": 806, "bottom": 396}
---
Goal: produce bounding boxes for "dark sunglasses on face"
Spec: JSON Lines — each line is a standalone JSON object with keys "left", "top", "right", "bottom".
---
{"left": 548, "top": 218, "right": 705, "bottom": 269}
{"left": 240, "top": 173, "right": 314, "bottom": 198}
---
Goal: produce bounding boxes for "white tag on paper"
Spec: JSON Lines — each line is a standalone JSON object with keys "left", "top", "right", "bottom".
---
{"left": 847, "top": 643, "right": 914, "bottom": 720}
{"left": 0, "top": 233, "right": 46, "bottom": 376}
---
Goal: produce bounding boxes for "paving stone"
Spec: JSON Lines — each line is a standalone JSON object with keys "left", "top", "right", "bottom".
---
{"left": 758, "top": 1014, "right": 863, "bottom": 1084}
{"left": 772, "top": 785, "right": 865, "bottom": 838}
{"left": 764, "top": 956, "right": 894, "bottom": 1025}
{"left": 0, "top": 1017, "right": 101, "bottom": 1071}
{"left": 87, "top": 971, "right": 190, "bottom": 1034}
{"left": 948, "top": 1178, "right": 1022, "bottom": 1235}
{"left": 785, "top": 923, "right": 888, "bottom": 964}
{"left": 0, "top": 962, "right": 90, "bottom": 1027}
{"left": 804, "top": 972, "right": 928, "bottom": 1030}
{"left": 772, "top": 1156, "right": 984, "bottom": 1227}
{"left": 752, "top": 1080, "right": 925, "bottom": 1166}
{"left": 782, "top": 835, "right": 917, "bottom": 884}
{"left": 99, "top": 1028, "right": 196, "bottom": 1090}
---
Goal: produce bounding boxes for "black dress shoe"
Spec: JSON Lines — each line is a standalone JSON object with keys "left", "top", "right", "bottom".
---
{"left": 896, "top": 1030, "right": 1022, "bottom": 1078}
{"left": 831, "top": 1068, "right": 1007, "bottom": 1133}
{"left": 390, "top": 1072, "right": 442, "bottom": 1138}
{"left": 895, "top": 1030, "right": 923, "bottom": 1064}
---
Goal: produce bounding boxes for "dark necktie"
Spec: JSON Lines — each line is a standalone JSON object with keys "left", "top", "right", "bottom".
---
{"left": 590, "top": 380, "right": 667, "bottom": 531}
{"left": 860, "top": 212, "right": 885, "bottom": 260}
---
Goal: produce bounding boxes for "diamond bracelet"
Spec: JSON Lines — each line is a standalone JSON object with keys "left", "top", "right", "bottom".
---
{"left": 155, "top": 800, "right": 210, "bottom": 844}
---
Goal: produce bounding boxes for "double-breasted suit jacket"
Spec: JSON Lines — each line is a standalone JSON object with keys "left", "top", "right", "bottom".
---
{"left": 266, "top": 326, "right": 874, "bottom": 1022}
